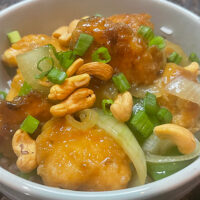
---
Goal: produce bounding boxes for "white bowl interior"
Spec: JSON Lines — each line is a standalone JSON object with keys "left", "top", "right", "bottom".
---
{"left": 0, "top": 0, "right": 200, "bottom": 200}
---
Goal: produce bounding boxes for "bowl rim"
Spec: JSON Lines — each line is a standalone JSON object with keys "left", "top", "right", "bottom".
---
{"left": 0, "top": 0, "right": 200, "bottom": 199}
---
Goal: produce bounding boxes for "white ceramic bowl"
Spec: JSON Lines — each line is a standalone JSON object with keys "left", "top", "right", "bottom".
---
{"left": 0, "top": 0, "right": 200, "bottom": 200}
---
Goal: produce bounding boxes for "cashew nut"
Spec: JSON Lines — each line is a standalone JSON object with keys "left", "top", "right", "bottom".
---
{"left": 50, "top": 88, "right": 96, "bottom": 117}
{"left": 68, "top": 19, "right": 80, "bottom": 33}
{"left": 66, "top": 58, "right": 84, "bottom": 77}
{"left": 48, "top": 73, "right": 91, "bottom": 100}
{"left": 12, "top": 129, "right": 37, "bottom": 173}
{"left": 58, "top": 32, "right": 72, "bottom": 46}
{"left": 154, "top": 124, "right": 196, "bottom": 155}
{"left": 52, "top": 26, "right": 69, "bottom": 38}
{"left": 184, "top": 62, "right": 199, "bottom": 75}
{"left": 76, "top": 62, "right": 113, "bottom": 81}
{"left": 110, "top": 91, "right": 133, "bottom": 122}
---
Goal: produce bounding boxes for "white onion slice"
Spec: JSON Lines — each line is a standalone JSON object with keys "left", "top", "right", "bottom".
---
{"left": 142, "top": 134, "right": 174, "bottom": 155}
{"left": 65, "top": 109, "right": 98, "bottom": 131}
{"left": 165, "top": 76, "right": 200, "bottom": 105}
{"left": 95, "top": 108, "right": 147, "bottom": 186}
{"left": 130, "top": 84, "right": 161, "bottom": 98}
{"left": 146, "top": 139, "right": 200, "bottom": 163}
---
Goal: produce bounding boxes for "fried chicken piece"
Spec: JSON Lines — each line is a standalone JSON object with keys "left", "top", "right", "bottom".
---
{"left": 36, "top": 117, "right": 131, "bottom": 191}
{"left": 2, "top": 34, "right": 66, "bottom": 67}
{"left": 0, "top": 92, "right": 52, "bottom": 158}
{"left": 70, "top": 15, "right": 165, "bottom": 85}
{"left": 158, "top": 63, "right": 200, "bottom": 131}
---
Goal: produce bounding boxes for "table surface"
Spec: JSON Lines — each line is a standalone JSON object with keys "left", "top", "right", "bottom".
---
{"left": 0, "top": 0, "right": 200, "bottom": 200}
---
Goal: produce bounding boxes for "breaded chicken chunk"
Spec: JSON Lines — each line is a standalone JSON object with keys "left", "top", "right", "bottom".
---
{"left": 2, "top": 34, "right": 66, "bottom": 67}
{"left": 158, "top": 63, "right": 200, "bottom": 131}
{"left": 70, "top": 15, "right": 165, "bottom": 85}
{"left": 36, "top": 117, "right": 131, "bottom": 191}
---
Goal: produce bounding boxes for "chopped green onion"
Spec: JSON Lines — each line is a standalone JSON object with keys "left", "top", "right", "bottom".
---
{"left": 47, "top": 44, "right": 59, "bottom": 59}
{"left": 157, "top": 107, "right": 172, "bottom": 124}
{"left": 0, "top": 91, "right": 7, "bottom": 100}
{"left": 149, "top": 115, "right": 160, "bottom": 127}
{"left": 130, "top": 110, "right": 154, "bottom": 138}
{"left": 0, "top": 153, "right": 3, "bottom": 159}
{"left": 37, "top": 56, "right": 54, "bottom": 72}
{"left": 149, "top": 36, "right": 166, "bottom": 49}
{"left": 167, "top": 52, "right": 182, "bottom": 64}
{"left": 47, "top": 68, "right": 67, "bottom": 84}
{"left": 57, "top": 51, "right": 76, "bottom": 69}
{"left": 102, "top": 99, "right": 114, "bottom": 115}
{"left": 95, "top": 13, "right": 103, "bottom": 17}
{"left": 18, "top": 82, "right": 32, "bottom": 96}
{"left": 138, "top": 26, "right": 154, "bottom": 41}
{"left": 112, "top": 73, "right": 131, "bottom": 93}
{"left": 189, "top": 52, "right": 200, "bottom": 64}
{"left": 74, "top": 33, "right": 94, "bottom": 56}
{"left": 92, "top": 47, "right": 111, "bottom": 63}
{"left": 20, "top": 115, "right": 40, "bottom": 134}
{"left": 35, "top": 70, "right": 50, "bottom": 80}
{"left": 144, "top": 92, "right": 159, "bottom": 115}
{"left": 7, "top": 30, "right": 21, "bottom": 44}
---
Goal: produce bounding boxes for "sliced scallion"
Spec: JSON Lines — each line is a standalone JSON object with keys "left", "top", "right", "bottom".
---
{"left": 74, "top": 33, "right": 94, "bottom": 56}
{"left": 138, "top": 26, "right": 154, "bottom": 41}
{"left": 130, "top": 110, "right": 154, "bottom": 138}
{"left": 149, "top": 36, "right": 166, "bottom": 49}
{"left": 18, "top": 82, "right": 32, "bottom": 96}
{"left": 102, "top": 99, "right": 114, "bottom": 115}
{"left": 95, "top": 13, "right": 103, "bottom": 17}
{"left": 7, "top": 30, "right": 21, "bottom": 44}
{"left": 112, "top": 73, "right": 130, "bottom": 93}
{"left": 92, "top": 47, "right": 111, "bottom": 63}
{"left": 47, "top": 68, "right": 67, "bottom": 84}
{"left": 37, "top": 56, "right": 54, "bottom": 72}
{"left": 189, "top": 52, "right": 200, "bottom": 64}
{"left": 157, "top": 107, "right": 172, "bottom": 124}
{"left": 20, "top": 115, "right": 40, "bottom": 134}
{"left": 144, "top": 92, "right": 159, "bottom": 115}
{"left": 167, "top": 52, "right": 182, "bottom": 64}
{"left": 0, "top": 91, "right": 7, "bottom": 100}
{"left": 57, "top": 51, "right": 76, "bottom": 69}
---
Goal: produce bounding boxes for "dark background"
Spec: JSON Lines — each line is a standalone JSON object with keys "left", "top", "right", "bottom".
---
{"left": 0, "top": 0, "right": 200, "bottom": 200}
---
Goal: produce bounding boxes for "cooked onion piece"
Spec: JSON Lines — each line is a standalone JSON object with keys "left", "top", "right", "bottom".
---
{"left": 65, "top": 109, "right": 98, "bottom": 130}
{"left": 165, "top": 76, "right": 200, "bottom": 106}
{"left": 95, "top": 108, "right": 147, "bottom": 185}
{"left": 145, "top": 139, "right": 200, "bottom": 163}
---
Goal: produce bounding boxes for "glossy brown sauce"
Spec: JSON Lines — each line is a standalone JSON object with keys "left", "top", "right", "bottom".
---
{"left": 70, "top": 15, "right": 165, "bottom": 85}
{"left": 0, "top": 92, "right": 52, "bottom": 158}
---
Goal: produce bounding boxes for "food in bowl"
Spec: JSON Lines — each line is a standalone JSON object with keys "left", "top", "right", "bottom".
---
{"left": 1, "top": 13, "right": 200, "bottom": 191}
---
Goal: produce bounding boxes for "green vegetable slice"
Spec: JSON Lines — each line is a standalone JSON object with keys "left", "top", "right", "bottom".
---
{"left": 144, "top": 92, "right": 159, "bottom": 115}
{"left": 147, "top": 160, "right": 194, "bottom": 181}
{"left": 149, "top": 36, "right": 166, "bottom": 49}
{"left": 112, "top": 73, "right": 131, "bottom": 93}
{"left": 0, "top": 91, "right": 7, "bottom": 100}
{"left": 7, "top": 30, "right": 21, "bottom": 44}
{"left": 95, "top": 108, "right": 147, "bottom": 186}
{"left": 130, "top": 110, "right": 154, "bottom": 138}
{"left": 92, "top": 47, "right": 111, "bottom": 63}
{"left": 167, "top": 52, "right": 182, "bottom": 64}
{"left": 18, "top": 82, "right": 32, "bottom": 96}
{"left": 102, "top": 99, "right": 113, "bottom": 115}
{"left": 157, "top": 108, "right": 172, "bottom": 124}
{"left": 20, "top": 115, "right": 40, "bottom": 134}
{"left": 74, "top": 33, "right": 94, "bottom": 56}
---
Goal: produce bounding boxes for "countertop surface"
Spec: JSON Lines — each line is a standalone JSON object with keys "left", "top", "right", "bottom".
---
{"left": 0, "top": 0, "right": 200, "bottom": 200}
